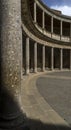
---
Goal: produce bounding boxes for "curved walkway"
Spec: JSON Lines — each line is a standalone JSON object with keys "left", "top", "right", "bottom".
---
{"left": 36, "top": 71, "right": 71, "bottom": 126}
{"left": 21, "top": 71, "right": 71, "bottom": 129}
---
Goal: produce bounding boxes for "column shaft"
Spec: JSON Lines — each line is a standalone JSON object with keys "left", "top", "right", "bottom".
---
{"left": 60, "top": 48, "right": 63, "bottom": 70}
{"left": 34, "top": 42, "right": 37, "bottom": 73}
{"left": 51, "top": 17, "right": 53, "bottom": 36}
{"left": 26, "top": 37, "right": 30, "bottom": 74}
{"left": 42, "top": 45, "right": 45, "bottom": 71}
{"left": 0, "top": 0, "right": 24, "bottom": 128}
{"left": 51, "top": 47, "right": 54, "bottom": 70}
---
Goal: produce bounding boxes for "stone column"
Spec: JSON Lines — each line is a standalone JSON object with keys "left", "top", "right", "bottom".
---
{"left": 42, "top": 45, "right": 45, "bottom": 71}
{"left": 34, "top": 0, "right": 37, "bottom": 23}
{"left": 51, "top": 17, "right": 53, "bottom": 37}
{"left": 51, "top": 47, "right": 54, "bottom": 70}
{"left": 60, "top": 48, "right": 63, "bottom": 70}
{"left": 70, "top": 50, "right": 71, "bottom": 70}
{"left": 42, "top": 10, "right": 45, "bottom": 29}
{"left": 34, "top": 42, "right": 37, "bottom": 73}
{"left": 60, "top": 20, "right": 62, "bottom": 40}
{"left": 26, "top": 37, "right": 30, "bottom": 74}
{"left": 0, "top": 0, "right": 26, "bottom": 129}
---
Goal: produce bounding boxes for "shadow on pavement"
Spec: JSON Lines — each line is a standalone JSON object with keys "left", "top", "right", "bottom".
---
{"left": 25, "top": 117, "right": 71, "bottom": 130}
{"left": 0, "top": 84, "right": 71, "bottom": 130}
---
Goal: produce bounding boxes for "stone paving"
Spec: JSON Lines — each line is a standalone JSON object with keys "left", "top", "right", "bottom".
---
{"left": 21, "top": 71, "right": 71, "bottom": 129}
{"left": 36, "top": 71, "right": 71, "bottom": 126}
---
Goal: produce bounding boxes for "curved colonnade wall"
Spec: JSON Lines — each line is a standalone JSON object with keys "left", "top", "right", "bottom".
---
{"left": 21, "top": 0, "right": 71, "bottom": 75}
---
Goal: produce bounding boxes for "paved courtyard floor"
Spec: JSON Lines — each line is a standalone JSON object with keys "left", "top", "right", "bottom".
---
{"left": 36, "top": 71, "right": 71, "bottom": 126}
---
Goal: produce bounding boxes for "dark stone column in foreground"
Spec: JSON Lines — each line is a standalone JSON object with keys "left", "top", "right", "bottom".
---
{"left": 0, "top": 0, "right": 25, "bottom": 129}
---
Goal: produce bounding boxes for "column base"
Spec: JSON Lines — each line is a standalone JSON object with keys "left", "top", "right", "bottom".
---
{"left": 25, "top": 70, "right": 29, "bottom": 75}
{"left": 0, "top": 115, "right": 30, "bottom": 130}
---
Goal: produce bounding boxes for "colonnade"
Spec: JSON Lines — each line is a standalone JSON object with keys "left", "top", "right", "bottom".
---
{"left": 23, "top": 36, "right": 71, "bottom": 75}
{"left": 0, "top": 0, "right": 71, "bottom": 129}
{"left": 33, "top": 0, "right": 71, "bottom": 38}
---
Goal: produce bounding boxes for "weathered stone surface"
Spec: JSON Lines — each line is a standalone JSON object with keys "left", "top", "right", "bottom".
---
{"left": 0, "top": 0, "right": 23, "bottom": 128}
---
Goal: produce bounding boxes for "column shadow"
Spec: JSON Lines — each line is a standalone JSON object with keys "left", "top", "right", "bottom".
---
{"left": 0, "top": 86, "right": 71, "bottom": 130}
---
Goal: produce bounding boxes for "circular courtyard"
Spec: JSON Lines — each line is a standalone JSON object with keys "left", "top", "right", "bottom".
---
{"left": 36, "top": 71, "right": 71, "bottom": 126}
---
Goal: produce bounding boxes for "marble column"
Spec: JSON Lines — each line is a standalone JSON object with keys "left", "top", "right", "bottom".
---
{"left": 34, "top": 42, "right": 37, "bottom": 73}
{"left": 51, "top": 17, "right": 53, "bottom": 37}
{"left": 26, "top": 37, "right": 30, "bottom": 74}
{"left": 70, "top": 50, "right": 71, "bottom": 70}
{"left": 60, "top": 48, "right": 63, "bottom": 70}
{"left": 0, "top": 0, "right": 26, "bottom": 129}
{"left": 34, "top": 1, "right": 37, "bottom": 23}
{"left": 42, "top": 11, "right": 45, "bottom": 29}
{"left": 42, "top": 45, "right": 45, "bottom": 71}
{"left": 51, "top": 47, "right": 54, "bottom": 70}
